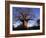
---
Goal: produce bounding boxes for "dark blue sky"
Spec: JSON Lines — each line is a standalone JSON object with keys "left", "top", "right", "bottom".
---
{"left": 12, "top": 7, "right": 40, "bottom": 21}
{"left": 13, "top": 7, "right": 40, "bottom": 17}
{"left": 12, "top": 7, "right": 40, "bottom": 27}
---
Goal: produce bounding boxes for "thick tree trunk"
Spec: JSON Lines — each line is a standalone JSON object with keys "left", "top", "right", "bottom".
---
{"left": 23, "top": 20, "right": 28, "bottom": 29}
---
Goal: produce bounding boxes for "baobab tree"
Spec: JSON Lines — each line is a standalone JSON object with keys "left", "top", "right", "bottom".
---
{"left": 14, "top": 8, "right": 35, "bottom": 29}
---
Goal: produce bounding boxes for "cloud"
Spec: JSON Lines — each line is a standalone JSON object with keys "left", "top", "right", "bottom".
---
{"left": 13, "top": 20, "right": 22, "bottom": 28}
{"left": 27, "top": 20, "right": 38, "bottom": 27}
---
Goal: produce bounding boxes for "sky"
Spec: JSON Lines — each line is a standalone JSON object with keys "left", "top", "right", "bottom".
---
{"left": 12, "top": 7, "right": 40, "bottom": 28}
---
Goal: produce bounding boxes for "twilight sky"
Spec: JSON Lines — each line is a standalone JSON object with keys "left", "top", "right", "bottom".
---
{"left": 12, "top": 7, "right": 40, "bottom": 28}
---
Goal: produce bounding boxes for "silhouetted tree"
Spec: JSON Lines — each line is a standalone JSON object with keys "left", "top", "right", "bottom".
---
{"left": 15, "top": 8, "right": 35, "bottom": 29}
